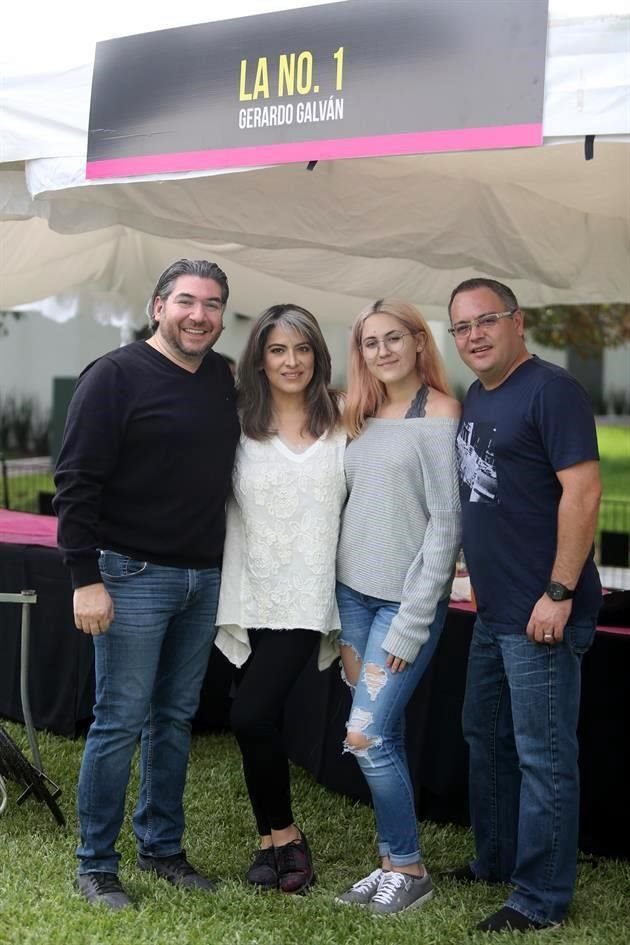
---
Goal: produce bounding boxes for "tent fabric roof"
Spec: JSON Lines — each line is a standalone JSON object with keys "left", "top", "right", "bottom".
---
{"left": 1, "top": 0, "right": 629, "bottom": 320}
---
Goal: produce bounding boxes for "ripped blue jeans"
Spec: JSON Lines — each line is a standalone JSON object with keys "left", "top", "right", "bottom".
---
{"left": 336, "top": 582, "right": 447, "bottom": 867}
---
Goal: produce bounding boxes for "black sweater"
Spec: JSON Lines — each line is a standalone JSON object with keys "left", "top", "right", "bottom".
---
{"left": 54, "top": 341, "right": 240, "bottom": 588}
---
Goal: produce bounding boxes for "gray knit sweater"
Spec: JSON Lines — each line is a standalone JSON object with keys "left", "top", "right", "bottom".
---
{"left": 336, "top": 417, "right": 462, "bottom": 663}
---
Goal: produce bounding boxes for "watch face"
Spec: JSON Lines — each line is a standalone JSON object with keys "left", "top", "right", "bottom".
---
{"left": 547, "top": 582, "right": 572, "bottom": 601}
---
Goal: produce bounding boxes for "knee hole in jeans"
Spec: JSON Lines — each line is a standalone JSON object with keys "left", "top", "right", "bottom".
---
{"left": 344, "top": 707, "right": 383, "bottom": 760}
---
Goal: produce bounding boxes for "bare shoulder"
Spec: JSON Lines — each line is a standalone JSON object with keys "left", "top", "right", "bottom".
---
{"left": 426, "top": 388, "right": 461, "bottom": 420}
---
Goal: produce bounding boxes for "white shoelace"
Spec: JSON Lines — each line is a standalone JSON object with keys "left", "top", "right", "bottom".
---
{"left": 351, "top": 868, "right": 383, "bottom": 892}
{"left": 371, "top": 870, "right": 408, "bottom": 904}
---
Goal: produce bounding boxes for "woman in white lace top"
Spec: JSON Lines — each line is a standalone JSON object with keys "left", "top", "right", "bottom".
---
{"left": 216, "top": 304, "right": 345, "bottom": 895}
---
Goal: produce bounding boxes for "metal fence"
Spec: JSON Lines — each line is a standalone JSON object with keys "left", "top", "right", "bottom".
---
{"left": 0, "top": 455, "right": 55, "bottom": 514}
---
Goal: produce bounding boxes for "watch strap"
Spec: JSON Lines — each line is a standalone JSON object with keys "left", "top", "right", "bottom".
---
{"left": 546, "top": 581, "right": 575, "bottom": 601}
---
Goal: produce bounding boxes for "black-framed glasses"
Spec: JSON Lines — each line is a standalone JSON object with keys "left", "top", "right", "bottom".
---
{"left": 360, "top": 330, "right": 419, "bottom": 358}
{"left": 448, "top": 309, "right": 517, "bottom": 339}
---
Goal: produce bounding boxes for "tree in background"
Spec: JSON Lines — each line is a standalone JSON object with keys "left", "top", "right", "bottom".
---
{"left": 522, "top": 304, "right": 630, "bottom": 415}
{"left": 522, "top": 303, "right": 630, "bottom": 357}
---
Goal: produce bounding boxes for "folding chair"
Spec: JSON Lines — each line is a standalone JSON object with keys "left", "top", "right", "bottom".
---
{"left": 0, "top": 590, "right": 65, "bottom": 824}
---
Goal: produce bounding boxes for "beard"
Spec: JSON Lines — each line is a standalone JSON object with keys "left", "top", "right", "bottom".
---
{"left": 156, "top": 321, "right": 221, "bottom": 363}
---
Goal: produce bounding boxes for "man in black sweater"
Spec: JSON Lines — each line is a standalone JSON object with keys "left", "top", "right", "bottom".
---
{"left": 54, "top": 259, "right": 240, "bottom": 910}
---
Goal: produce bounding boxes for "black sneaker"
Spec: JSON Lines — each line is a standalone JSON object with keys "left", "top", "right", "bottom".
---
{"left": 245, "top": 847, "right": 278, "bottom": 889}
{"left": 137, "top": 850, "right": 215, "bottom": 891}
{"left": 275, "top": 832, "right": 315, "bottom": 894}
{"left": 76, "top": 872, "right": 132, "bottom": 910}
{"left": 475, "top": 906, "right": 560, "bottom": 933}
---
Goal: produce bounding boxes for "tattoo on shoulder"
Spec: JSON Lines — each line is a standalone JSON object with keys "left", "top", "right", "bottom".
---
{"left": 405, "top": 384, "right": 429, "bottom": 418}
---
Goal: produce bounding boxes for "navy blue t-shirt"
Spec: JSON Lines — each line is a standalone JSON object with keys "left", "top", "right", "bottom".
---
{"left": 457, "top": 357, "right": 601, "bottom": 632}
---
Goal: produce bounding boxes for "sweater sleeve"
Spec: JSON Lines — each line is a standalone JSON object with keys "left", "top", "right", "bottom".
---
{"left": 382, "top": 423, "right": 462, "bottom": 663}
{"left": 53, "top": 357, "right": 126, "bottom": 588}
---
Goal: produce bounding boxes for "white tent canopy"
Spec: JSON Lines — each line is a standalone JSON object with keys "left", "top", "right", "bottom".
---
{"left": 1, "top": 0, "right": 629, "bottom": 326}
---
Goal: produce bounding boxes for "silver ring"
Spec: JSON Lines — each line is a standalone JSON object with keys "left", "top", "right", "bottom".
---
{"left": 544, "top": 634, "right": 553, "bottom": 640}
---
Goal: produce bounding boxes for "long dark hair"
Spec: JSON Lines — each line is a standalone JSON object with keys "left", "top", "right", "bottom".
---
{"left": 238, "top": 304, "right": 341, "bottom": 440}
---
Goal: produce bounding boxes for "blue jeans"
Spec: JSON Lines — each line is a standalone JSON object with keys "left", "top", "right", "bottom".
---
{"left": 77, "top": 551, "right": 219, "bottom": 875}
{"left": 463, "top": 616, "right": 596, "bottom": 925}
{"left": 336, "top": 582, "right": 447, "bottom": 867}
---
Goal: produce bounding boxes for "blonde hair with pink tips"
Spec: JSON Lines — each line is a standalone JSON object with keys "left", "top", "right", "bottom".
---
{"left": 344, "top": 299, "right": 452, "bottom": 439}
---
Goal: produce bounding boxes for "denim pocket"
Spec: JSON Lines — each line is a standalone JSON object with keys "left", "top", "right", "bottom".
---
{"left": 565, "top": 623, "right": 597, "bottom": 656}
{"left": 98, "top": 549, "right": 147, "bottom": 579}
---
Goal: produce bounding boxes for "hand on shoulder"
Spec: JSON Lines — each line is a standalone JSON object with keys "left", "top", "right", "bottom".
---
{"left": 425, "top": 388, "right": 462, "bottom": 419}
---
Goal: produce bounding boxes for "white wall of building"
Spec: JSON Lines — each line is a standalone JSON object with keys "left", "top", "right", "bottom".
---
{"left": 0, "top": 311, "right": 121, "bottom": 411}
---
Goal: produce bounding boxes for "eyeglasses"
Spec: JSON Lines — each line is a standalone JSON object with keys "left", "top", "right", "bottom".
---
{"left": 448, "top": 309, "right": 517, "bottom": 339}
{"left": 360, "top": 330, "right": 419, "bottom": 358}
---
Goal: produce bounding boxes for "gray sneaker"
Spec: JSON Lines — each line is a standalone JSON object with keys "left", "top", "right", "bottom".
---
{"left": 369, "top": 869, "right": 433, "bottom": 916}
{"left": 76, "top": 872, "right": 132, "bottom": 910}
{"left": 335, "top": 868, "right": 384, "bottom": 906}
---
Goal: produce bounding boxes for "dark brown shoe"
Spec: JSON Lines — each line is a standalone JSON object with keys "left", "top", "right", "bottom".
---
{"left": 275, "top": 832, "right": 315, "bottom": 894}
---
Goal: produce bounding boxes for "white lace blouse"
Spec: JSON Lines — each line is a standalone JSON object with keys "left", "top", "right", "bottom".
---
{"left": 215, "top": 428, "right": 347, "bottom": 669}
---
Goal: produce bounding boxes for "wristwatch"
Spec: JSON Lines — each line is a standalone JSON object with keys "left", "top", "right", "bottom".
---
{"left": 545, "top": 581, "right": 575, "bottom": 602}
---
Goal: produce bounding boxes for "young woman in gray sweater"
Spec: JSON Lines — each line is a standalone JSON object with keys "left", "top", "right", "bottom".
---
{"left": 335, "top": 299, "right": 462, "bottom": 916}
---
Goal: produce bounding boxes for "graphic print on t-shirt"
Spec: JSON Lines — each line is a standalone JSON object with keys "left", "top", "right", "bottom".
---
{"left": 457, "top": 422, "right": 498, "bottom": 503}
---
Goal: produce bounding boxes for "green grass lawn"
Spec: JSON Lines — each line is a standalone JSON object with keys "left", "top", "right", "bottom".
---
{"left": 0, "top": 723, "right": 628, "bottom": 945}
{"left": 597, "top": 426, "right": 630, "bottom": 539}
{"left": 597, "top": 426, "right": 630, "bottom": 497}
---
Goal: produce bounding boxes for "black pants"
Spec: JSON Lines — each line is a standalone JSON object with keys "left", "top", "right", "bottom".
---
{"left": 230, "top": 628, "right": 319, "bottom": 836}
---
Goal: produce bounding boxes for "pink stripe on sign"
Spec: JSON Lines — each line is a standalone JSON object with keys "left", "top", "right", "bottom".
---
{"left": 86, "top": 123, "right": 542, "bottom": 180}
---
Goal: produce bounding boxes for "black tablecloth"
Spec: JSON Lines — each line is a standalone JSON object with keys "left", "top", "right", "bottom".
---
{"left": 0, "top": 541, "right": 628, "bottom": 859}
{"left": 0, "top": 543, "right": 95, "bottom": 738}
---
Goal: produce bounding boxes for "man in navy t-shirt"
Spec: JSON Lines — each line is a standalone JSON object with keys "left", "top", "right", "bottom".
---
{"left": 447, "top": 278, "right": 601, "bottom": 934}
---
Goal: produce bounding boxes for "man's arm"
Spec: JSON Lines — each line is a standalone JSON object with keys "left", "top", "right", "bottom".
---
{"left": 54, "top": 357, "right": 123, "bottom": 635}
{"left": 526, "top": 460, "right": 602, "bottom": 644}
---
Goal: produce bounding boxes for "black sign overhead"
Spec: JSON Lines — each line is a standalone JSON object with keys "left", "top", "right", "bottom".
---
{"left": 87, "top": 0, "right": 548, "bottom": 180}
